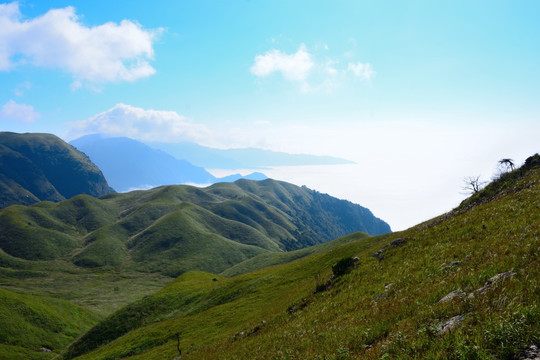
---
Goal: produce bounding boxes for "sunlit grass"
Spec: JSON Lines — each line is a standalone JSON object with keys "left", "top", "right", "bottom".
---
{"left": 70, "top": 164, "right": 539, "bottom": 359}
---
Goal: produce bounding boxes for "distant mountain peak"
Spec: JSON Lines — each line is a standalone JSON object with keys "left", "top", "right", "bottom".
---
{"left": 69, "top": 135, "right": 268, "bottom": 192}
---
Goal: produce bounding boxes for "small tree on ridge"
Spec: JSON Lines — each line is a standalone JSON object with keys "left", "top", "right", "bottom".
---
{"left": 462, "top": 175, "right": 486, "bottom": 195}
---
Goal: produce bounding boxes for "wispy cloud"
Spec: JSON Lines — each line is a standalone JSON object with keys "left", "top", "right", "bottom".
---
{"left": 13, "top": 81, "right": 32, "bottom": 96}
{"left": 0, "top": 99, "right": 40, "bottom": 123}
{"left": 251, "top": 43, "right": 375, "bottom": 91}
{"left": 347, "top": 62, "right": 376, "bottom": 81}
{"left": 67, "top": 103, "right": 209, "bottom": 142}
{"left": 250, "top": 43, "right": 314, "bottom": 83}
{"left": 0, "top": 2, "right": 161, "bottom": 88}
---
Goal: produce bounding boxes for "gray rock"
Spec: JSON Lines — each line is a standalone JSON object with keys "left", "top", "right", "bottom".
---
{"left": 438, "top": 314, "right": 466, "bottom": 334}
{"left": 373, "top": 283, "right": 395, "bottom": 303}
{"left": 488, "top": 270, "right": 516, "bottom": 283}
{"left": 474, "top": 271, "right": 516, "bottom": 294}
{"left": 389, "top": 238, "right": 407, "bottom": 247}
{"left": 443, "top": 261, "right": 461, "bottom": 270}
{"left": 373, "top": 293, "right": 387, "bottom": 302}
{"left": 373, "top": 247, "right": 386, "bottom": 260}
{"left": 438, "top": 290, "right": 466, "bottom": 303}
{"left": 373, "top": 238, "right": 407, "bottom": 261}
{"left": 520, "top": 344, "right": 540, "bottom": 360}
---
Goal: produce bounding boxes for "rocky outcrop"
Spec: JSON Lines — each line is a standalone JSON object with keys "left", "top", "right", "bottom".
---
{"left": 373, "top": 238, "right": 408, "bottom": 260}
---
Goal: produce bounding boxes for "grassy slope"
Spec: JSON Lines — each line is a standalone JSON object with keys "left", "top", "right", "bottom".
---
{"left": 0, "top": 178, "right": 390, "bottom": 359}
{"left": 0, "top": 287, "right": 100, "bottom": 360}
{"left": 0, "top": 132, "right": 112, "bottom": 208}
{"left": 220, "top": 231, "right": 371, "bottom": 277}
{"left": 0, "top": 179, "right": 389, "bottom": 277}
{"left": 70, "top": 162, "right": 539, "bottom": 360}
{"left": 67, "top": 231, "right": 383, "bottom": 359}
{"left": 0, "top": 252, "right": 172, "bottom": 359}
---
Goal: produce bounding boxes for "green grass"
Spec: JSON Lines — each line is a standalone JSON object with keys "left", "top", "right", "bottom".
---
{"left": 0, "top": 287, "right": 100, "bottom": 359}
{"left": 68, "top": 160, "right": 540, "bottom": 360}
{"left": 0, "top": 178, "right": 388, "bottom": 277}
{"left": 221, "top": 231, "right": 371, "bottom": 277}
{"left": 0, "top": 132, "right": 113, "bottom": 208}
{"left": 64, "top": 232, "right": 377, "bottom": 358}
{"left": 68, "top": 231, "right": 384, "bottom": 360}
{"left": 0, "top": 177, "right": 391, "bottom": 359}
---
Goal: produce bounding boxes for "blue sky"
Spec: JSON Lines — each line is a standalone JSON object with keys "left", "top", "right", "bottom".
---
{"left": 1, "top": 1, "right": 539, "bottom": 229}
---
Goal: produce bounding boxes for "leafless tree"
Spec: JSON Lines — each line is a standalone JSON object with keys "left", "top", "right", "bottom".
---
{"left": 462, "top": 175, "right": 486, "bottom": 195}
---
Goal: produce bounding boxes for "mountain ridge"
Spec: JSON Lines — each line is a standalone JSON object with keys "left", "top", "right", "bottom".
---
{"left": 0, "top": 132, "right": 113, "bottom": 209}
{"left": 148, "top": 140, "right": 355, "bottom": 169}
{"left": 0, "top": 178, "right": 390, "bottom": 277}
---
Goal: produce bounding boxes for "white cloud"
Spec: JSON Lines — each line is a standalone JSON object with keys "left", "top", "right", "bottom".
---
{"left": 251, "top": 43, "right": 375, "bottom": 90}
{"left": 0, "top": 99, "right": 40, "bottom": 123}
{"left": 250, "top": 43, "right": 314, "bottom": 82}
{"left": 67, "top": 103, "right": 210, "bottom": 142}
{"left": 347, "top": 62, "right": 376, "bottom": 81}
{"left": 0, "top": 2, "right": 161, "bottom": 86}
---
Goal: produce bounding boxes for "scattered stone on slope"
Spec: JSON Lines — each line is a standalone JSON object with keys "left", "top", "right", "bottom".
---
{"left": 373, "top": 238, "right": 408, "bottom": 261}
{"left": 519, "top": 344, "right": 540, "bottom": 360}
{"left": 288, "top": 298, "right": 309, "bottom": 314}
{"left": 468, "top": 270, "right": 516, "bottom": 298}
{"left": 438, "top": 290, "right": 466, "bottom": 303}
{"left": 248, "top": 320, "right": 267, "bottom": 336}
{"left": 373, "top": 283, "right": 395, "bottom": 303}
{"left": 372, "top": 248, "right": 385, "bottom": 261}
{"left": 389, "top": 238, "right": 407, "bottom": 247}
{"left": 438, "top": 314, "right": 466, "bottom": 335}
{"left": 443, "top": 261, "right": 461, "bottom": 271}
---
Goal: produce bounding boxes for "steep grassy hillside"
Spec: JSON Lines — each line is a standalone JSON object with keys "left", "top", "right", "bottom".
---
{"left": 0, "top": 132, "right": 113, "bottom": 209}
{"left": 0, "top": 179, "right": 389, "bottom": 277}
{"left": 67, "top": 155, "right": 539, "bottom": 360}
{"left": 0, "top": 287, "right": 100, "bottom": 360}
{"left": 220, "top": 231, "right": 371, "bottom": 277}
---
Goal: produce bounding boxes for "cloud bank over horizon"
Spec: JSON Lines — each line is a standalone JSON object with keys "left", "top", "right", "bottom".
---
{"left": 67, "top": 103, "right": 210, "bottom": 143}
{"left": 0, "top": 2, "right": 161, "bottom": 88}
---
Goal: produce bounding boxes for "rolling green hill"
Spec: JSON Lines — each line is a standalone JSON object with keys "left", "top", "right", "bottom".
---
{"left": 0, "top": 177, "right": 389, "bottom": 359}
{"left": 0, "top": 178, "right": 389, "bottom": 278}
{"left": 0, "top": 132, "right": 113, "bottom": 209}
{"left": 65, "top": 154, "right": 539, "bottom": 360}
